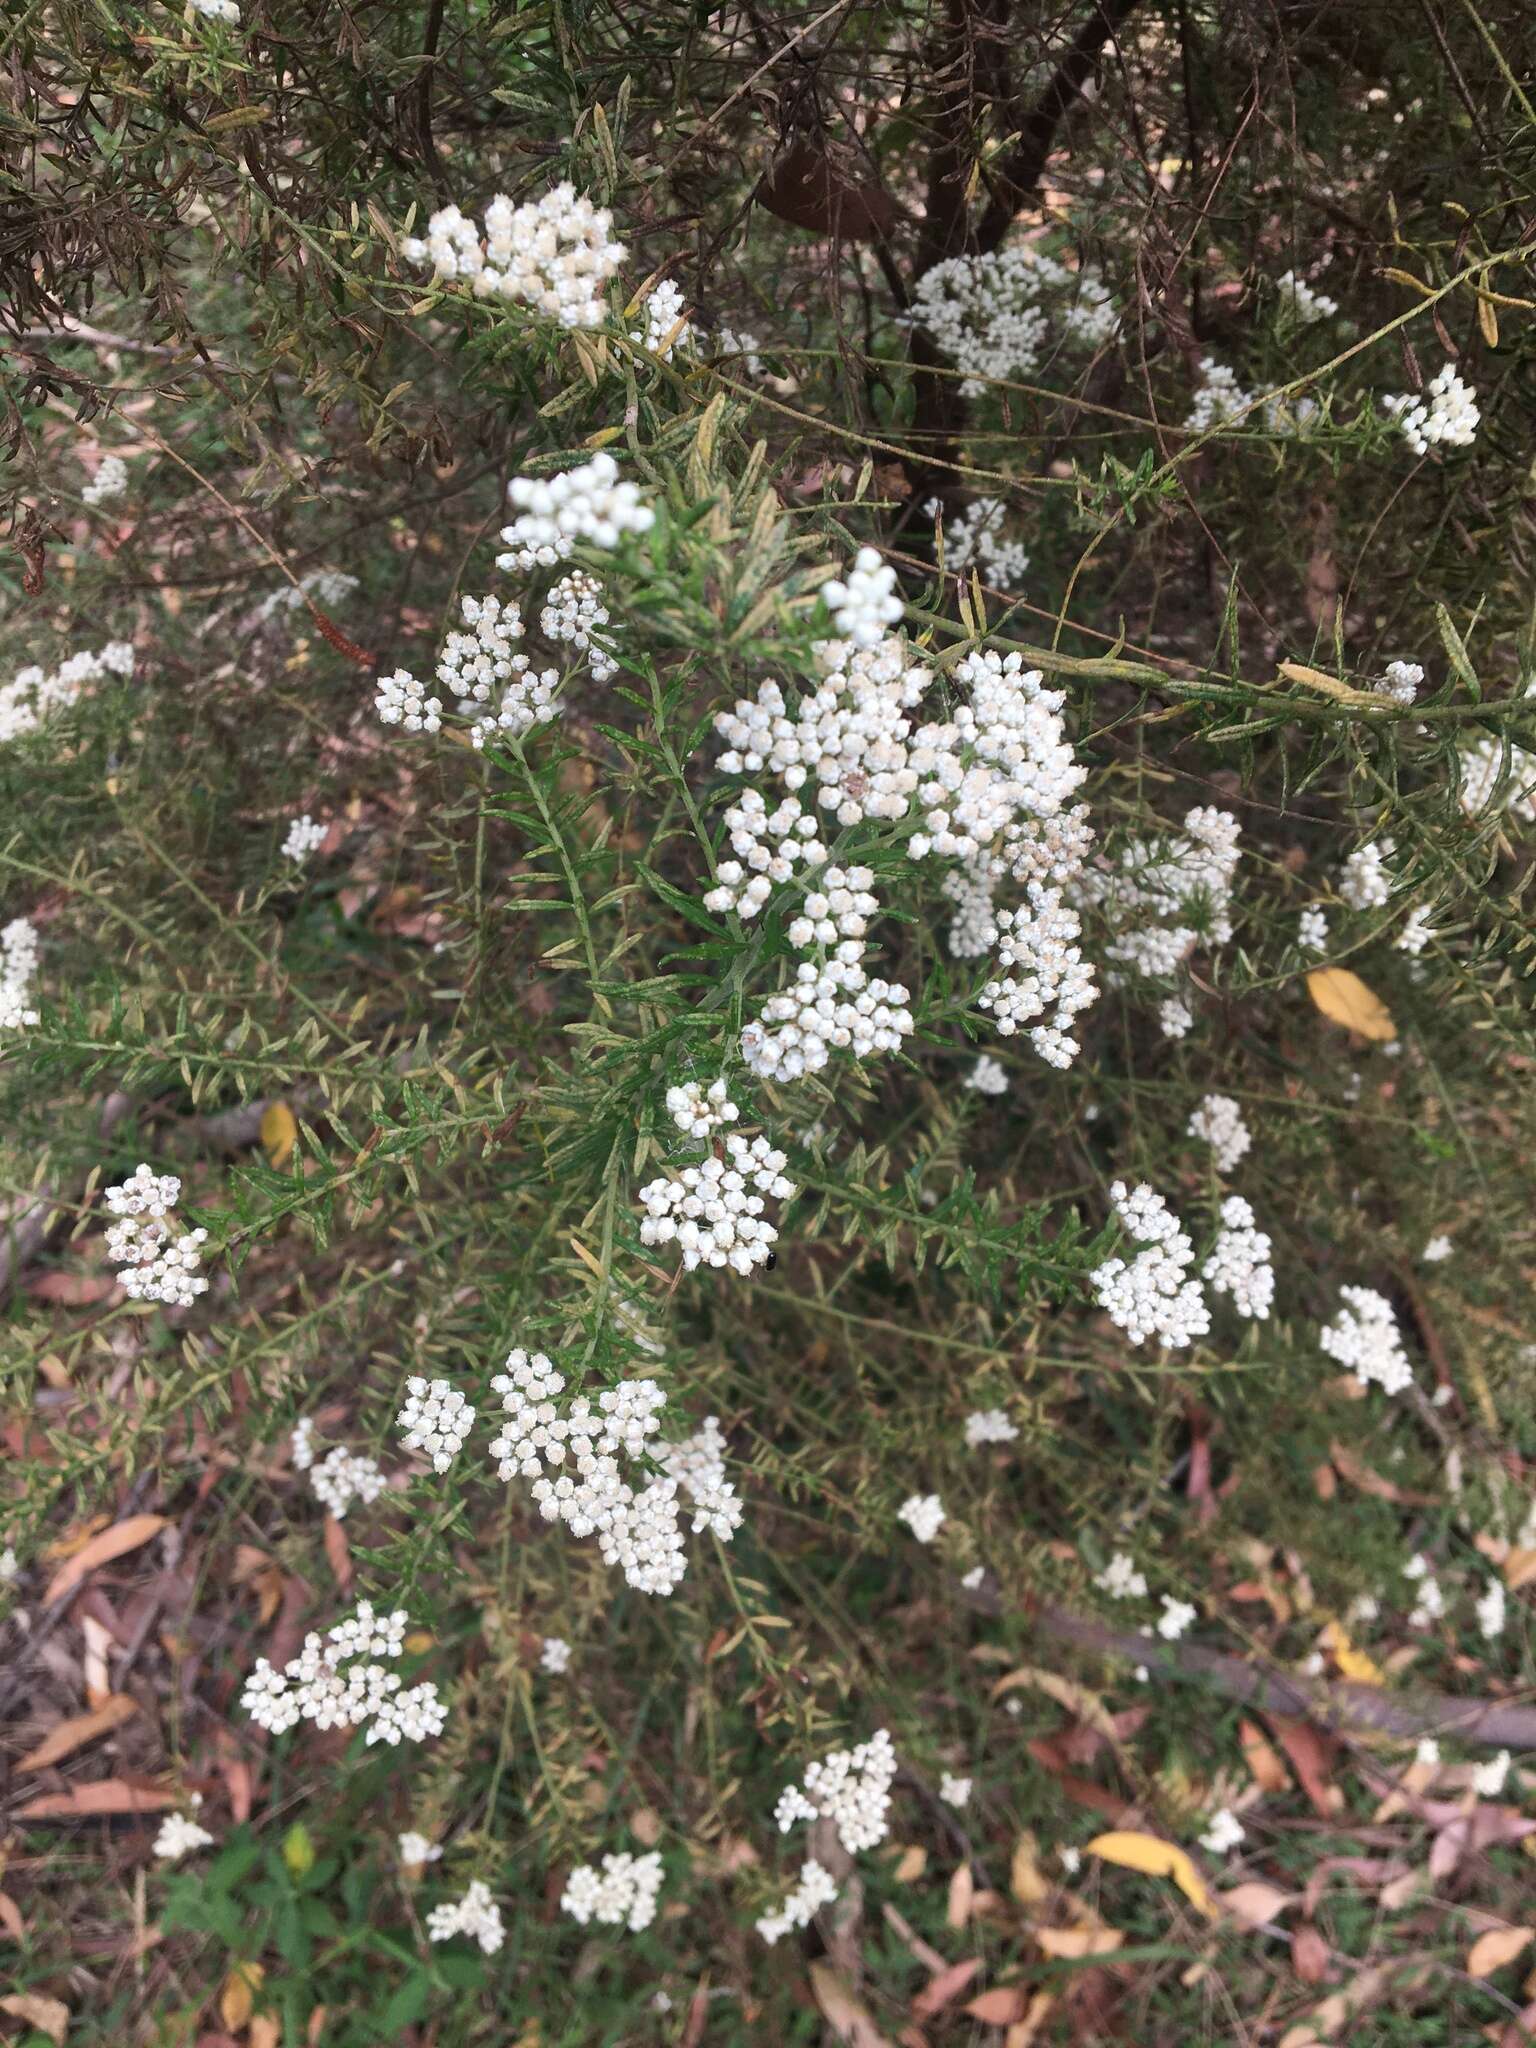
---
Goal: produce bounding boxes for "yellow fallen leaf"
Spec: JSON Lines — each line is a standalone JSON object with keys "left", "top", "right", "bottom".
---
{"left": 1037, "top": 1925, "right": 1124, "bottom": 1959}
{"left": 1010, "top": 1832, "right": 1050, "bottom": 1906}
{"left": 1319, "top": 1619, "right": 1384, "bottom": 1685}
{"left": 220, "top": 1960, "right": 264, "bottom": 2033}
{"left": 1466, "top": 1925, "right": 1533, "bottom": 1977}
{"left": 1085, "top": 1831, "right": 1215, "bottom": 1918}
{"left": 1306, "top": 967, "right": 1397, "bottom": 1042}
{"left": 260, "top": 1101, "right": 298, "bottom": 1169}
{"left": 1503, "top": 1547, "right": 1536, "bottom": 1592}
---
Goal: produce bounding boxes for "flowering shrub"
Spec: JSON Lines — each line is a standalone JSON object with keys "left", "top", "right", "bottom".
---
{"left": 5, "top": 1, "right": 1536, "bottom": 2041}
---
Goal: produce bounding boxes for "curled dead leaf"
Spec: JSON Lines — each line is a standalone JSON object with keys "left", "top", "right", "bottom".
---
{"left": 0, "top": 1993, "right": 69, "bottom": 2044}
{"left": 17, "top": 1694, "right": 138, "bottom": 1772}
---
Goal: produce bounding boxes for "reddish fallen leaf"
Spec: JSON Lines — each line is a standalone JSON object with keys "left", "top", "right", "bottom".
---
{"left": 27, "top": 1268, "right": 120, "bottom": 1305}
{"left": 322, "top": 1514, "right": 353, "bottom": 1594}
{"left": 1302, "top": 1856, "right": 1411, "bottom": 1919}
{"left": 17, "top": 1777, "right": 179, "bottom": 1819}
{"left": 1431, "top": 1808, "right": 1536, "bottom": 1880}
{"left": 16, "top": 1693, "right": 139, "bottom": 1771}
{"left": 911, "top": 1958, "right": 983, "bottom": 2019}
{"left": 1330, "top": 1441, "right": 1434, "bottom": 1506}
{"left": 964, "top": 1986, "right": 1030, "bottom": 2025}
{"left": 1185, "top": 1401, "right": 1217, "bottom": 1524}
{"left": 1292, "top": 1924, "right": 1331, "bottom": 1984}
{"left": 1025, "top": 1744, "right": 1132, "bottom": 1821}
{"left": 1240, "top": 1720, "right": 1292, "bottom": 1793}
{"left": 1265, "top": 1717, "right": 1341, "bottom": 1817}
{"left": 45, "top": 1514, "right": 169, "bottom": 1606}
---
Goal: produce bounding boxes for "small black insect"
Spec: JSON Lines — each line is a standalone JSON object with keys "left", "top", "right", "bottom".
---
{"left": 763, "top": 1250, "right": 778, "bottom": 1270}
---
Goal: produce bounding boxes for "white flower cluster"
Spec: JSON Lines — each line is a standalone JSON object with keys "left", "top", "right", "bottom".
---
{"left": 153, "top": 1803, "right": 214, "bottom": 1861}
{"left": 742, "top": 957, "right": 915, "bottom": 1082}
{"left": 1184, "top": 357, "right": 1251, "bottom": 433}
{"left": 399, "top": 185, "right": 625, "bottom": 329}
{"left": 374, "top": 667, "right": 441, "bottom": 735}
{"left": 1276, "top": 269, "right": 1339, "bottom": 323}
{"left": 1187, "top": 1092, "right": 1252, "bottom": 1174}
{"left": 1376, "top": 659, "right": 1423, "bottom": 706}
{"left": 1298, "top": 907, "right": 1329, "bottom": 952}
{"left": 82, "top": 453, "right": 128, "bottom": 506}
{"left": 756, "top": 1857, "right": 839, "bottom": 1945}
{"left": 1091, "top": 1180, "right": 1210, "bottom": 1350}
{"left": 192, "top": 0, "right": 241, "bottom": 22}
{"left": 1079, "top": 806, "right": 1241, "bottom": 983}
{"left": 1459, "top": 736, "right": 1536, "bottom": 823}
{"left": 282, "top": 815, "right": 326, "bottom": 863}
{"left": 931, "top": 495, "right": 1030, "bottom": 590}
{"left": 104, "top": 1163, "right": 209, "bottom": 1307}
{"left": 489, "top": 1348, "right": 741, "bottom": 1593}
{"left": 631, "top": 278, "right": 692, "bottom": 357}
{"left": 911, "top": 241, "right": 1117, "bottom": 397}
{"left": 1396, "top": 903, "right": 1438, "bottom": 955}
{"left": 1320, "top": 1286, "right": 1412, "bottom": 1395}
{"left": 1095, "top": 1552, "right": 1148, "bottom": 1600}
{"left": 540, "top": 570, "right": 617, "bottom": 682}
{"left": 0, "top": 917, "right": 41, "bottom": 1031}
{"left": 820, "top": 547, "right": 905, "bottom": 648}
{"left": 310, "top": 1445, "right": 388, "bottom": 1520}
{"left": 396, "top": 1377, "right": 476, "bottom": 1472}
{"left": 241, "top": 1601, "right": 447, "bottom": 1746}
{"left": 561, "top": 1851, "right": 664, "bottom": 1932}
{"left": 711, "top": 324, "right": 764, "bottom": 376}
{"left": 0, "top": 639, "right": 133, "bottom": 746}
{"left": 497, "top": 454, "right": 654, "bottom": 572}
{"left": 939, "top": 1772, "right": 972, "bottom": 1808}
{"left": 1403, "top": 1551, "right": 1445, "bottom": 1630}
{"left": 965, "top": 1053, "right": 1009, "bottom": 1095}
{"left": 256, "top": 568, "right": 359, "bottom": 623}
{"left": 976, "top": 882, "right": 1098, "bottom": 1069}
{"left": 775, "top": 1728, "right": 897, "bottom": 1857}
{"left": 1384, "top": 363, "right": 1480, "bottom": 454}
{"left": 665, "top": 1077, "right": 739, "bottom": 1137}
{"left": 1160, "top": 994, "right": 1194, "bottom": 1037}
{"left": 1158, "top": 1595, "right": 1196, "bottom": 1639}
{"left": 541, "top": 1634, "right": 572, "bottom": 1673}
{"left": 638, "top": 1129, "right": 795, "bottom": 1274}
{"left": 1422, "top": 1232, "right": 1453, "bottom": 1264}
{"left": 399, "top": 1831, "right": 442, "bottom": 1866}
{"left": 898, "top": 1493, "right": 946, "bottom": 1543}
{"left": 964, "top": 1407, "right": 1018, "bottom": 1447}
{"left": 1338, "top": 837, "right": 1395, "bottom": 910}
{"left": 1202, "top": 1195, "right": 1274, "bottom": 1319}
{"left": 711, "top": 562, "right": 1094, "bottom": 1083}
{"left": 435, "top": 593, "right": 560, "bottom": 748}
{"left": 1200, "top": 1808, "right": 1245, "bottom": 1856}
{"left": 655, "top": 1415, "right": 744, "bottom": 1539}
{"left": 427, "top": 1880, "right": 505, "bottom": 1953}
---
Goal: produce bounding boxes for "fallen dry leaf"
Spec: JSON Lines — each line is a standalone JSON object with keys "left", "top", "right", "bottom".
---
{"left": 1292, "top": 1923, "right": 1331, "bottom": 1984}
{"left": 947, "top": 1861, "right": 975, "bottom": 1929}
{"left": 911, "top": 1958, "right": 983, "bottom": 2020}
{"left": 1222, "top": 1882, "right": 1297, "bottom": 1929}
{"left": 1240, "top": 1720, "right": 1291, "bottom": 1794}
{"left": 1319, "top": 1620, "right": 1384, "bottom": 1685}
{"left": 17, "top": 1693, "right": 138, "bottom": 1772}
{"left": 45, "top": 1514, "right": 169, "bottom": 1607}
{"left": 322, "top": 1513, "right": 353, "bottom": 1594}
{"left": 16, "top": 1778, "right": 179, "bottom": 1820}
{"left": 1306, "top": 967, "right": 1397, "bottom": 1042}
{"left": 965, "top": 1987, "right": 1030, "bottom": 2025}
{"left": 260, "top": 1102, "right": 298, "bottom": 1169}
{"left": 0, "top": 1892, "right": 26, "bottom": 1941}
{"left": 1037, "top": 1925, "right": 1124, "bottom": 1959}
{"left": 0, "top": 1992, "right": 69, "bottom": 2044}
{"left": 892, "top": 1844, "right": 926, "bottom": 1883}
{"left": 1010, "top": 1833, "right": 1050, "bottom": 1905}
{"left": 1266, "top": 1717, "right": 1342, "bottom": 1818}
{"left": 807, "top": 1961, "right": 895, "bottom": 2048}
{"left": 1467, "top": 1926, "right": 1534, "bottom": 1978}
{"left": 220, "top": 1961, "right": 265, "bottom": 2033}
{"left": 1085, "top": 1830, "right": 1215, "bottom": 1918}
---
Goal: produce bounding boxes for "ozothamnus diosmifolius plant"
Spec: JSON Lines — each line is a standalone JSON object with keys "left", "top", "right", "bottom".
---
{"left": 5, "top": 3, "right": 1536, "bottom": 2039}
